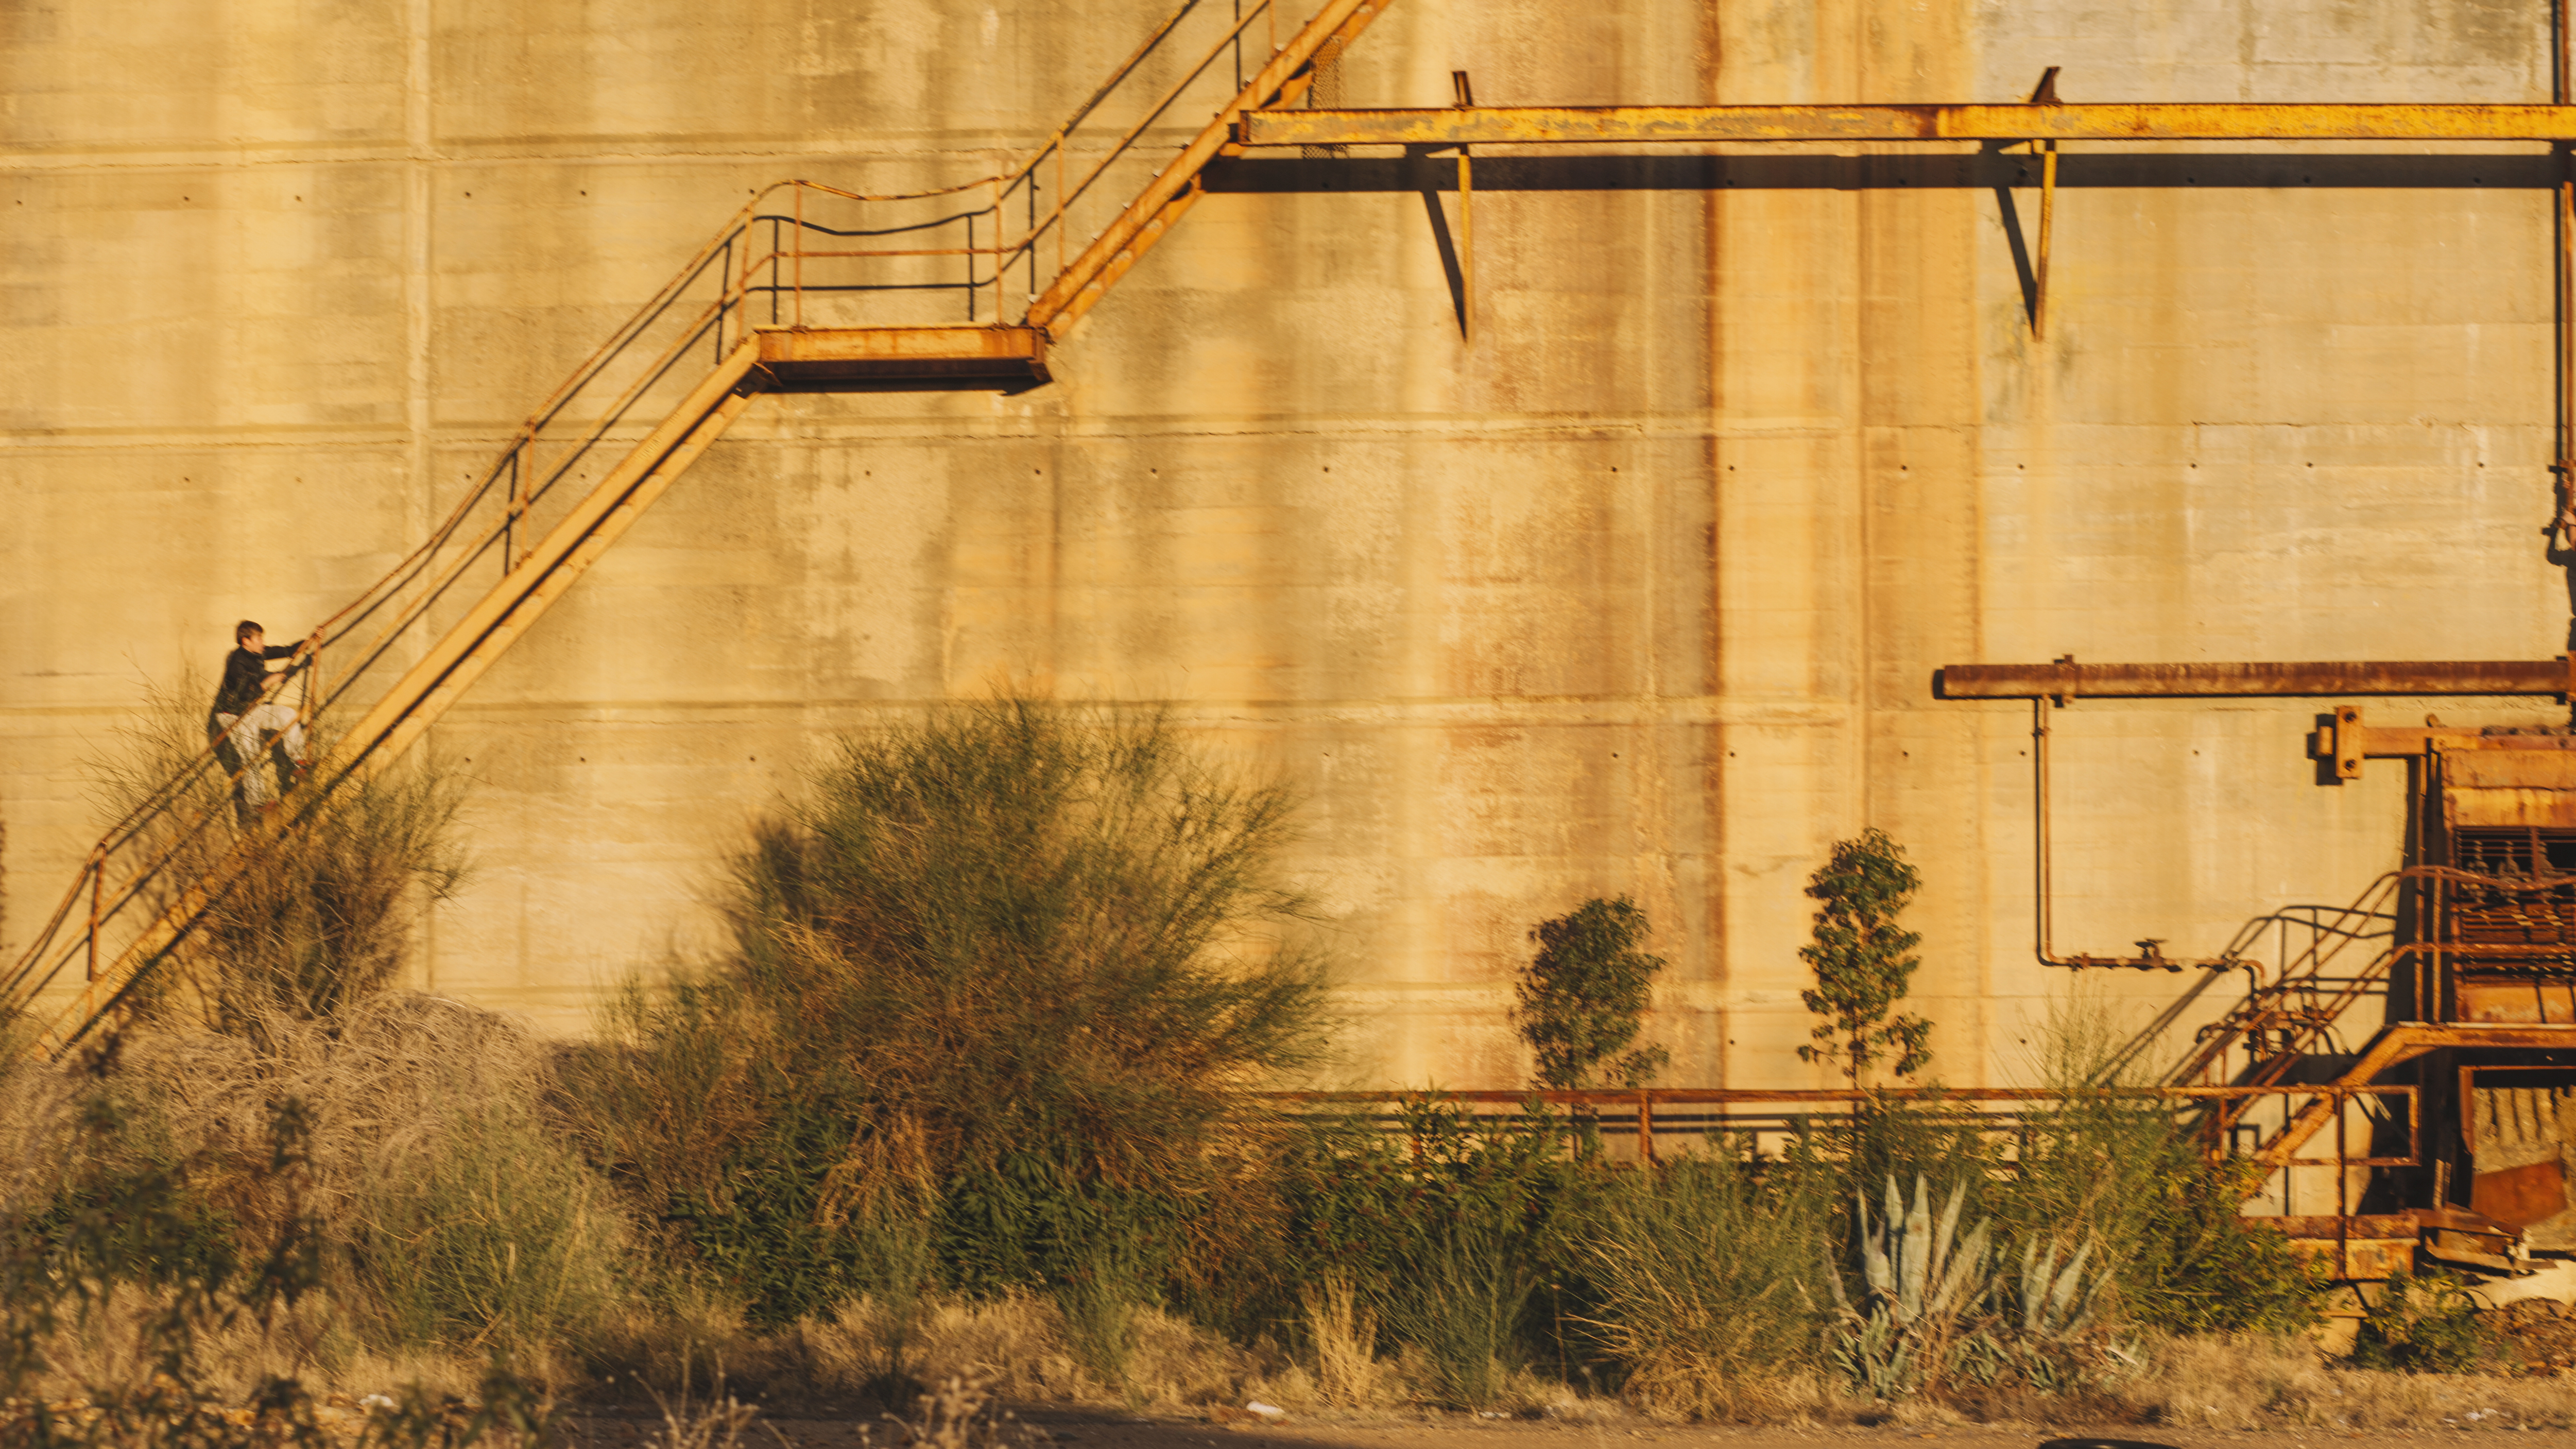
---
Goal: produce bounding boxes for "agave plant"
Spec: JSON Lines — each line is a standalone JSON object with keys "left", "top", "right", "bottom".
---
{"left": 1826, "top": 1175, "right": 1994, "bottom": 1397}
{"left": 2011, "top": 1235, "right": 2103, "bottom": 1341}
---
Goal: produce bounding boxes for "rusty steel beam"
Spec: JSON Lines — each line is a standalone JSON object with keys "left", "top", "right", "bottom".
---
{"left": 1237, "top": 103, "right": 2576, "bottom": 148}
{"left": 1938, "top": 659, "right": 2576, "bottom": 700}
{"left": 755, "top": 325, "right": 1049, "bottom": 387}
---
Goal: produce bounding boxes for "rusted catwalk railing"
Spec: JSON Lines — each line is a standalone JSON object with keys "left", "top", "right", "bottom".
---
{"left": 1262, "top": 1082, "right": 2428, "bottom": 1278}
{"left": 1, "top": 0, "right": 1396, "bottom": 1057}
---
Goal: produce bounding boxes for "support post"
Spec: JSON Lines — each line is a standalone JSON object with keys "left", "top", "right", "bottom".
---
{"left": 2029, "top": 67, "right": 2062, "bottom": 340}
{"left": 2335, "top": 1090, "right": 2350, "bottom": 1280}
{"left": 2557, "top": 0, "right": 2575, "bottom": 551}
{"left": 2035, "top": 141, "right": 2057, "bottom": 338}
{"left": 1454, "top": 70, "right": 1475, "bottom": 345}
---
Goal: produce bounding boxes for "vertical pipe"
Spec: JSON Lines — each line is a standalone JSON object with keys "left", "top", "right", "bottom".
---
{"left": 2034, "top": 142, "right": 2057, "bottom": 339}
{"left": 966, "top": 210, "right": 976, "bottom": 322}
{"left": 1457, "top": 150, "right": 1474, "bottom": 344}
{"left": 1056, "top": 135, "right": 1068, "bottom": 283}
{"left": 793, "top": 185, "right": 805, "bottom": 329}
{"left": 2557, "top": 0, "right": 2573, "bottom": 555}
{"left": 2334, "top": 1090, "right": 2349, "bottom": 1278}
{"left": 2033, "top": 697, "right": 2054, "bottom": 963}
{"left": 1638, "top": 1090, "right": 1655, "bottom": 1165}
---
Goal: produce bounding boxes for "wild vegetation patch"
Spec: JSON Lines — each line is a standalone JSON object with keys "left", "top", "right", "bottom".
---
{"left": 2, "top": 696, "right": 2509, "bottom": 1436}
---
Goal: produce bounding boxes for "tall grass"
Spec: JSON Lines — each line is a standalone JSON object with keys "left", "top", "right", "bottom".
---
{"left": 0, "top": 1040, "right": 564, "bottom": 1447}
{"left": 1576, "top": 1149, "right": 1825, "bottom": 1418}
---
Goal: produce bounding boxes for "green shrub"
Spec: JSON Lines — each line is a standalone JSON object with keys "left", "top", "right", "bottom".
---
{"left": 565, "top": 699, "right": 1332, "bottom": 1327}
{"left": 1271, "top": 1098, "right": 1591, "bottom": 1406}
{"left": 353, "top": 1102, "right": 622, "bottom": 1356}
{"left": 2352, "top": 1270, "right": 2494, "bottom": 1373}
{"left": 1991, "top": 1008, "right": 2326, "bottom": 1337}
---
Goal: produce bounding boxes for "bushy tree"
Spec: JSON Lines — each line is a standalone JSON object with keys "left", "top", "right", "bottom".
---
{"left": 1797, "top": 829, "right": 1929, "bottom": 1090}
{"left": 569, "top": 698, "right": 1332, "bottom": 1326}
{"left": 1513, "top": 896, "right": 1670, "bottom": 1090}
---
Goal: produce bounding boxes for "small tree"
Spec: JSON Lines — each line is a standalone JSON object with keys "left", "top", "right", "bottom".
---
{"left": 1797, "top": 829, "right": 1930, "bottom": 1090}
{"left": 1514, "top": 896, "right": 1670, "bottom": 1090}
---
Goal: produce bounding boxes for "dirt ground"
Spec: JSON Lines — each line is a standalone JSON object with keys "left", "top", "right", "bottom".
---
{"left": 562, "top": 1407, "right": 2576, "bottom": 1449}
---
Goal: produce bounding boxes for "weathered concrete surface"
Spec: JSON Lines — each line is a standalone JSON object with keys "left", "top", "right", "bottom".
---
{"left": 0, "top": 0, "right": 2566, "bottom": 1090}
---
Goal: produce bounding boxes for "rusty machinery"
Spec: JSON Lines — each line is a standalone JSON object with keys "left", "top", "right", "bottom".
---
{"left": 1935, "top": 658, "right": 2576, "bottom": 1277}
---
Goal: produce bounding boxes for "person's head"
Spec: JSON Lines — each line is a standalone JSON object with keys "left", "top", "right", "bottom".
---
{"left": 235, "top": 619, "right": 265, "bottom": 651}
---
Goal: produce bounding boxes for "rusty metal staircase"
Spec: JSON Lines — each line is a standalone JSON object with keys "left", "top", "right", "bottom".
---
{"left": 2162, "top": 874, "right": 2406, "bottom": 1122}
{"left": 2151, "top": 863, "right": 2576, "bottom": 1175}
{"left": 0, "top": 0, "right": 1393, "bottom": 1056}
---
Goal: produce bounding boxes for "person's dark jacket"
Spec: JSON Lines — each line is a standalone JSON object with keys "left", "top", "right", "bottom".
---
{"left": 213, "top": 643, "right": 296, "bottom": 718}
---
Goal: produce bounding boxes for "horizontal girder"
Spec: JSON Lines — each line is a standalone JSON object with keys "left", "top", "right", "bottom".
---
{"left": 1237, "top": 103, "right": 2576, "bottom": 148}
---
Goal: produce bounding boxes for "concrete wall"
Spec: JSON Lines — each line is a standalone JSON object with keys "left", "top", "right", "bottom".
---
{"left": 1, "top": 0, "right": 2565, "bottom": 1090}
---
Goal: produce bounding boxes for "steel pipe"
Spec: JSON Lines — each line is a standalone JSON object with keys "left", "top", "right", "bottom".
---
{"left": 1939, "top": 659, "right": 2575, "bottom": 700}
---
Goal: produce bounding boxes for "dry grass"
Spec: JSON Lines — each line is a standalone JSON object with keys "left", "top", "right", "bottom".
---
{"left": 636, "top": 1373, "right": 768, "bottom": 1449}
{"left": 699, "top": 1295, "right": 1281, "bottom": 1411}
{"left": 0, "top": 993, "right": 629, "bottom": 1390}
{"left": 2118, "top": 1333, "right": 2576, "bottom": 1431}
{"left": 1617, "top": 1357, "right": 1836, "bottom": 1424}
{"left": 1297, "top": 1274, "right": 1388, "bottom": 1407}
